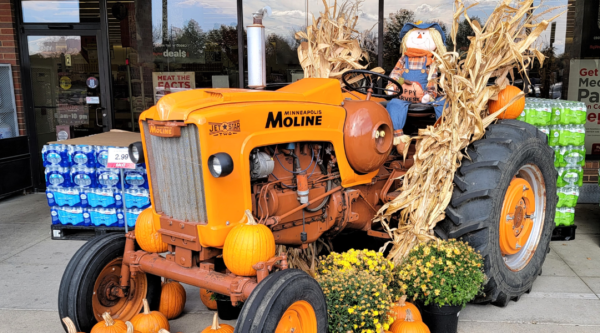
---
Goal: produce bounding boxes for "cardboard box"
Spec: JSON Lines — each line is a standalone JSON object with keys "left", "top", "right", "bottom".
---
{"left": 48, "top": 129, "right": 141, "bottom": 148}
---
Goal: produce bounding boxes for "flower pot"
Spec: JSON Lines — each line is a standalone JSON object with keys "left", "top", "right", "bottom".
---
{"left": 216, "top": 299, "right": 242, "bottom": 320}
{"left": 415, "top": 301, "right": 462, "bottom": 333}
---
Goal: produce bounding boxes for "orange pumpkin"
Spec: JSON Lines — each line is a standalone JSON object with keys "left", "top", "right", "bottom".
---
{"left": 201, "top": 313, "right": 234, "bottom": 333}
{"left": 126, "top": 322, "right": 142, "bottom": 333}
{"left": 62, "top": 317, "right": 84, "bottom": 333}
{"left": 91, "top": 312, "right": 128, "bottom": 333}
{"left": 389, "top": 296, "right": 422, "bottom": 323}
{"left": 135, "top": 208, "right": 168, "bottom": 253}
{"left": 130, "top": 299, "right": 170, "bottom": 333}
{"left": 200, "top": 288, "right": 218, "bottom": 310}
{"left": 159, "top": 279, "right": 187, "bottom": 319}
{"left": 390, "top": 309, "right": 430, "bottom": 333}
{"left": 488, "top": 85, "right": 525, "bottom": 119}
{"left": 223, "top": 210, "right": 276, "bottom": 276}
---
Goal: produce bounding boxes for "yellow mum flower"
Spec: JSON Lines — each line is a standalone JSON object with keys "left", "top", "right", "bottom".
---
{"left": 421, "top": 284, "right": 427, "bottom": 292}
{"left": 384, "top": 323, "right": 390, "bottom": 330}
{"left": 373, "top": 318, "right": 379, "bottom": 324}
{"left": 373, "top": 310, "right": 379, "bottom": 316}
{"left": 434, "top": 289, "right": 440, "bottom": 296}
{"left": 348, "top": 308, "right": 355, "bottom": 314}
{"left": 374, "top": 292, "right": 380, "bottom": 297}
{"left": 454, "top": 248, "right": 461, "bottom": 255}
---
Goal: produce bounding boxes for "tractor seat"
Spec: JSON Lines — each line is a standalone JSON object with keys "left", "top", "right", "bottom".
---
{"left": 407, "top": 103, "right": 435, "bottom": 118}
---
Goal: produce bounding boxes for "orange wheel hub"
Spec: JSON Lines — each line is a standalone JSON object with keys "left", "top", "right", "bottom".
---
{"left": 499, "top": 178, "right": 536, "bottom": 256}
{"left": 275, "top": 300, "right": 317, "bottom": 333}
{"left": 92, "top": 258, "right": 148, "bottom": 322}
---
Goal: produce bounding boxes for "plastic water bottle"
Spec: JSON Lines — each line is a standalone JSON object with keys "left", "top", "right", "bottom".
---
{"left": 42, "top": 144, "right": 70, "bottom": 167}
{"left": 97, "top": 168, "right": 120, "bottom": 188}
{"left": 69, "top": 145, "right": 96, "bottom": 168}
{"left": 95, "top": 146, "right": 112, "bottom": 168}
{"left": 71, "top": 166, "right": 95, "bottom": 188}
{"left": 45, "top": 166, "right": 70, "bottom": 187}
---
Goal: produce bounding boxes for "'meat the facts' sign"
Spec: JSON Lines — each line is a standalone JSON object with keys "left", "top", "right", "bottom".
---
{"left": 152, "top": 72, "right": 196, "bottom": 103}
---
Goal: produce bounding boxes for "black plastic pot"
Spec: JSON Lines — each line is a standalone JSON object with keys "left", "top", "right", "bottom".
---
{"left": 415, "top": 301, "right": 463, "bottom": 333}
{"left": 216, "top": 299, "right": 242, "bottom": 320}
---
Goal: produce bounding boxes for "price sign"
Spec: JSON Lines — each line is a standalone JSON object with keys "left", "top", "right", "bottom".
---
{"left": 107, "top": 147, "right": 136, "bottom": 169}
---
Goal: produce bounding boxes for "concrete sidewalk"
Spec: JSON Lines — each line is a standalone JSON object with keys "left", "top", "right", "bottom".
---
{"left": 0, "top": 193, "right": 599, "bottom": 332}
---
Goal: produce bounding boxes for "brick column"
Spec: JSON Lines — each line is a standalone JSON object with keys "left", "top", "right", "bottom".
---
{"left": 583, "top": 161, "right": 599, "bottom": 184}
{"left": 0, "top": 0, "right": 24, "bottom": 135}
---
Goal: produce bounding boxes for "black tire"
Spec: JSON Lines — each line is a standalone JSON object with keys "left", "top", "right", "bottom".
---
{"left": 434, "top": 119, "right": 557, "bottom": 307}
{"left": 235, "top": 269, "right": 328, "bottom": 333}
{"left": 60, "top": 233, "right": 161, "bottom": 332}
{"left": 58, "top": 233, "right": 122, "bottom": 331}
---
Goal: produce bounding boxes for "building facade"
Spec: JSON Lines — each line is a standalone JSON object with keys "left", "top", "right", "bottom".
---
{"left": 0, "top": 0, "right": 595, "bottom": 194}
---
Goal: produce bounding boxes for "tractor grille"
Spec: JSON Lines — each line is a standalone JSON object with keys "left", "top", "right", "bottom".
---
{"left": 143, "top": 122, "right": 207, "bottom": 223}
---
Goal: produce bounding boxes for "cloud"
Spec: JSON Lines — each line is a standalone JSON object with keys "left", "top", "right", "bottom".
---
{"left": 360, "top": 12, "right": 378, "bottom": 21}
{"left": 416, "top": 4, "right": 437, "bottom": 15}
{"left": 271, "top": 10, "right": 305, "bottom": 18}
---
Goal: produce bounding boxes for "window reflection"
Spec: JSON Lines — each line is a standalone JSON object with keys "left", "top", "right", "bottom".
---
{"left": 21, "top": 0, "right": 100, "bottom": 23}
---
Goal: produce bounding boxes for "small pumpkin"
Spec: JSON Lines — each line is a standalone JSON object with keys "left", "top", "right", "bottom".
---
{"left": 126, "top": 322, "right": 142, "bottom": 333}
{"left": 135, "top": 208, "right": 168, "bottom": 253}
{"left": 389, "top": 296, "right": 422, "bottom": 322}
{"left": 130, "top": 299, "right": 170, "bottom": 333}
{"left": 159, "top": 279, "right": 187, "bottom": 319}
{"left": 91, "top": 312, "right": 128, "bottom": 333}
{"left": 223, "top": 210, "right": 276, "bottom": 276}
{"left": 390, "top": 309, "right": 430, "bottom": 333}
{"left": 62, "top": 317, "right": 84, "bottom": 333}
{"left": 488, "top": 85, "right": 525, "bottom": 119}
{"left": 201, "top": 313, "right": 234, "bottom": 333}
{"left": 200, "top": 288, "right": 218, "bottom": 310}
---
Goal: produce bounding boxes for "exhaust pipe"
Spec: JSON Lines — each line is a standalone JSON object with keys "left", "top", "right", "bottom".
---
{"left": 247, "top": 6, "right": 271, "bottom": 89}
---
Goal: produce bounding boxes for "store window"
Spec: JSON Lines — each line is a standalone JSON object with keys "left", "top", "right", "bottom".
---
{"left": 106, "top": 0, "right": 239, "bottom": 131}
{"left": 21, "top": 0, "right": 100, "bottom": 23}
{"left": 242, "top": 0, "right": 379, "bottom": 85}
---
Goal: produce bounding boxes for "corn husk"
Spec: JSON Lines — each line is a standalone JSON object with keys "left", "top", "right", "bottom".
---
{"left": 375, "top": 0, "right": 565, "bottom": 264}
{"left": 295, "top": 0, "right": 383, "bottom": 79}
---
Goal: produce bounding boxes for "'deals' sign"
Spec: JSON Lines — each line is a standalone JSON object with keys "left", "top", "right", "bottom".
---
{"left": 568, "top": 59, "right": 600, "bottom": 154}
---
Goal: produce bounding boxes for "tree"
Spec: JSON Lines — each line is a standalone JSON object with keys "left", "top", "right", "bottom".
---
{"left": 446, "top": 17, "right": 480, "bottom": 56}
{"left": 382, "top": 9, "right": 416, "bottom": 72}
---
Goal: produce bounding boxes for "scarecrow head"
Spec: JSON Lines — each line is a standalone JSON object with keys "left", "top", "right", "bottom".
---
{"left": 399, "top": 22, "right": 447, "bottom": 54}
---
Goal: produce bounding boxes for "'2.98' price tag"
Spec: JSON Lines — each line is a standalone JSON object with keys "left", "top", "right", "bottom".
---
{"left": 107, "top": 147, "right": 136, "bottom": 169}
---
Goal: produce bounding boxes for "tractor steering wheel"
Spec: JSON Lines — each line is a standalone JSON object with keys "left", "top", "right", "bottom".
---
{"left": 341, "top": 69, "right": 403, "bottom": 99}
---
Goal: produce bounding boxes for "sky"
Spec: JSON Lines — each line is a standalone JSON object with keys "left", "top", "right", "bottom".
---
{"left": 21, "top": 0, "right": 569, "bottom": 54}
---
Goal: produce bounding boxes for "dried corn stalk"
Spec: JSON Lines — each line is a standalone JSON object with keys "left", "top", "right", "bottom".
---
{"left": 295, "top": 0, "right": 383, "bottom": 79}
{"left": 277, "top": 242, "right": 322, "bottom": 277}
{"left": 375, "top": 0, "right": 565, "bottom": 264}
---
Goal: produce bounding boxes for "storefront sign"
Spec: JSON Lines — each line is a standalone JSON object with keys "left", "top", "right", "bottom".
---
{"left": 86, "top": 96, "right": 100, "bottom": 104}
{"left": 106, "top": 147, "right": 135, "bottom": 169}
{"left": 567, "top": 59, "right": 600, "bottom": 154}
{"left": 57, "top": 103, "right": 87, "bottom": 125}
{"left": 152, "top": 72, "right": 195, "bottom": 103}
{"left": 86, "top": 76, "right": 98, "bottom": 89}
{"left": 60, "top": 76, "right": 71, "bottom": 90}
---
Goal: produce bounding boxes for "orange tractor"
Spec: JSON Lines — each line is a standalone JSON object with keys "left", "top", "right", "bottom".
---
{"left": 58, "top": 12, "right": 556, "bottom": 333}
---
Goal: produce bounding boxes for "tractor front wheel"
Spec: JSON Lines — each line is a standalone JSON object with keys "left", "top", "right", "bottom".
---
{"left": 235, "top": 269, "right": 327, "bottom": 333}
{"left": 435, "top": 119, "right": 557, "bottom": 307}
{"left": 58, "top": 233, "right": 161, "bottom": 332}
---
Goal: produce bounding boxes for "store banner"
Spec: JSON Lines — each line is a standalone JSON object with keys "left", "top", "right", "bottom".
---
{"left": 568, "top": 59, "right": 600, "bottom": 154}
{"left": 152, "top": 72, "right": 196, "bottom": 104}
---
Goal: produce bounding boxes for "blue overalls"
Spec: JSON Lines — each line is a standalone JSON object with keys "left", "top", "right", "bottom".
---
{"left": 386, "top": 56, "right": 445, "bottom": 130}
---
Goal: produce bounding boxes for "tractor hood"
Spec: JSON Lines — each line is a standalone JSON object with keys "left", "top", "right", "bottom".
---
{"left": 142, "top": 78, "right": 344, "bottom": 121}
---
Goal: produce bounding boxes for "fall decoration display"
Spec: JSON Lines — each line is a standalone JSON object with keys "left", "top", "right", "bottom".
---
{"left": 488, "top": 85, "right": 526, "bottom": 119}
{"left": 375, "top": 0, "right": 564, "bottom": 263}
{"left": 130, "top": 299, "right": 170, "bottom": 333}
{"left": 316, "top": 249, "right": 397, "bottom": 332}
{"left": 201, "top": 313, "right": 234, "bottom": 333}
{"left": 390, "top": 309, "right": 430, "bottom": 333}
{"left": 223, "top": 209, "right": 276, "bottom": 276}
{"left": 397, "top": 240, "right": 485, "bottom": 307}
{"left": 199, "top": 288, "right": 218, "bottom": 310}
{"left": 62, "top": 317, "right": 83, "bottom": 333}
{"left": 91, "top": 312, "right": 128, "bottom": 333}
{"left": 135, "top": 208, "right": 168, "bottom": 253}
{"left": 126, "top": 322, "right": 141, "bottom": 333}
{"left": 159, "top": 279, "right": 186, "bottom": 319}
{"left": 295, "top": 0, "right": 384, "bottom": 80}
{"left": 389, "top": 296, "right": 422, "bottom": 323}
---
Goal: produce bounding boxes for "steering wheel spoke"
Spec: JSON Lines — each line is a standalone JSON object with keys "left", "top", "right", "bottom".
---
{"left": 341, "top": 69, "right": 403, "bottom": 100}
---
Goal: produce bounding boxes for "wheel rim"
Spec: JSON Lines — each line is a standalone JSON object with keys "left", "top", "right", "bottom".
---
{"left": 92, "top": 258, "right": 147, "bottom": 322}
{"left": 275, "top": 300, "right": 317, "bottom": 333}
{"left": 499, "top": 163, "right": 546, "bottom": 271}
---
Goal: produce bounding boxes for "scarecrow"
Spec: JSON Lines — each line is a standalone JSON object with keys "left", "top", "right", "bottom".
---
{"left": 386, "top": 22, "right": 447, "bottom": 151}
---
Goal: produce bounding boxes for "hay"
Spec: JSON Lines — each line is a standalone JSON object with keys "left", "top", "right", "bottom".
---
{"left": 295, "top": 0, "right": 383, "bottom": 79}
{"left": 375, "top": 0, "right": 565, "bottom": 264}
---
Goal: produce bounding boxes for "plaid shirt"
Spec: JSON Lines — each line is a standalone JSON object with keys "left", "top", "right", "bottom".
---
{"left": 387, "top": 55, "right": 439, "bottom": 98}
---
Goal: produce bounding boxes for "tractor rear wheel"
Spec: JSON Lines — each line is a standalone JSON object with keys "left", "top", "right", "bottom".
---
{"left": 58, "top": 233, "right": 161, "bottom": 332}
{"left": 235, "top": 269, "right": 327, "bottom": 333}
{"left": 435, "top": 119, "right": 557, "bottom": 307}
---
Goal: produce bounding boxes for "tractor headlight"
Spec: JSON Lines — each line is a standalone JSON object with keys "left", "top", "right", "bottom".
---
{"left": 208, "top": 153, "right": 234, "bottom": 178}
{"left": 128, "top": 141, "right": 145, "bottom": 164}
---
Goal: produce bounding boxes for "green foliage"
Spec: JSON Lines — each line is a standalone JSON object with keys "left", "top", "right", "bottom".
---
{"left": 397, "top": 239, "right": 485, "bottom": 307}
